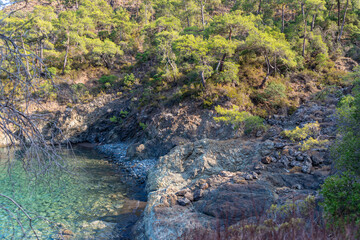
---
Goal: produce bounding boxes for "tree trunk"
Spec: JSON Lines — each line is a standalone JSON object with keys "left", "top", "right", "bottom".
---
{"left": 109, "top": 0, "right": 115, "bottom": 9}
{"left": 258, "top": 54, "right": 273, "bottom": 89}
{"left": 201, "top": 71, "right": 206, "bottom": 88}
{"left": 201, "top": 1, "right": 205, "bottom": 29}
{"left": 62, "top": 33, "right": 70, "bottom": 75}
{"left": 183, "top": 0, "right": 190, "bottom": 27}
{"left": 311, "top": 14, "right": 316, "bottom": 31}
{"left": 257, "top": 0, "right": 262, "bottom": 15}
{"left": 302, "top": 3, "right": 306, "bottom": 57}
{"left": 281, "top": 4, "right": 285, "bottom": 33}
{"left": 338, "top": 0, "right": 349, "bottom": 42}
{"left": 216, "top": 53, "right": 227, "bottom": 72}
{"left": 40, "top": 39, "right": 44, "bottom": 72}
{"left": 328, "top": 4, "right": 333, "bottom": 17}
{"left": 337, "top": 0, "right": 341, "bottom": 27}
{"left": 21, "top": 36, "right": 30, "bottom": 78}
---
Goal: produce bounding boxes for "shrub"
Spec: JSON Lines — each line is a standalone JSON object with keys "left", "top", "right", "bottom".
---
{"left": 333, "top": 83, "right": 360, "bottom": 175}
{"left": 98, "top": 75, "right": 118, "bottom": 88}
{"left": 214, "top": 105, "right": 266, "bottom": 135}
{"left": 120, "top": 110, "right": 129, "bottom": 118}
{"left": 244, "top": 115, "right": 267, "bottom": 135}
{"left": 259, "top": 81, "right": 287, "bottom": 107}
{"left": 281, "top": 122, "right": 320, "bottom": 142}
{"left": 47, "top": 67, "right": 58, "bottom": 76}
{"left": 123, "top": 73, "right": 136, "bottom": 87}
{"left": 216, "top": 62, "right": 239, "bottom": 84}
{"left": 139, "top": 122, "right": 147, "bottom": 130}
{"left": 110, "top": 116, "right": 122, "bottom": 123}
{"left": 300, "top": 137, "right": 329, "bottom": 151}
{"left": 38, "top": 80, "right": 57, "bottom": 101}
{"left": 321, "top": 171, "right": 360, "bottom": 226}
{"left": 320, "top": 73, "right": 360, "bottom": 228}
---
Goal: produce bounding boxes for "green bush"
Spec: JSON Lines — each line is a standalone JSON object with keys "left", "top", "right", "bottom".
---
{"left": 139, "top": 122, "right": 147, "bottom": 130}
{"left": 321, "top": 172, "right": 360, "bottom": 226}
{"left": 281, "top": 122, "right": 320, "bottom": 142}
{"left": 110, "top": 115, "right": 121, "bottom": 123}
{"left": 320, "top": 71, "right": 360, "bottom": 228}
{"left": 123, "top": 73, "right": 136, "bottom": 87}
{"left": 38, "top": 80, "right": 57, "bottom": 101}
{"left": 98, "top": 75, "right": 118, "bottom": 88}
{"left": 300, "top": 137, "right": 329, "bottom": 151}
{"left": 262, "top": 82, "right": 287, "bottom": 107}
{"left": 214, "top": 105, "right": 267, "bottom": 135}
{"left": 333, "top": 80, "right": 360, "bottom": 175}
{"left": 120, "top": 110, "right": 129, "bottom": 118}
{"left": 47, "top": 67, "right": 58, "bottom": 76}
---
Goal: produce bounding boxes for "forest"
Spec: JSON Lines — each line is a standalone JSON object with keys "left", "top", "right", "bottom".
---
{"left": 0, "top": 0, "right": 360, "bottom": 238}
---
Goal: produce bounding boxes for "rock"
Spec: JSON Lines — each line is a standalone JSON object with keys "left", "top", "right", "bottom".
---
{"left": 244, "top": 174, "right": 253, "bottom": 180}
{"left": 194, "top": 183, "right": 275, "bottom": 222}
{"left": 176, "top": 189, "right": 190, "bottom": 196}
{"left": 279, "top": 156, "right": 289, "bottom": 167}
{"left": 193, "top": 189, "right": 204, "bottom": 201}
{"left": 301, "top": 164, "right": 312, "bottom": 174}
{"left": 296, "top": 155, "right": 304, "bottom": 161}
{"left": 274, "top": 142, "right": 286, "bottom": 149}
{"left": 220, "top": 171, "right": 235, "bottom": 177}
{"left": 161, "top": 194, "right": 177, "bottom": 207}
{"left": 289, "top": 148, "right": 296, "bottom": 157}
{"left": 290, "top": 160, "right": 301, "bottom": 168}
{"left": 177, "top": 197, "right": 191, "bottom": 206}
{"left": 61, "top": 229, "right": 74, "bottom": 236}
{"left": 311, "top": 151, "right": 324, "bottom": 166}
{"left": 292, "top": 184, "right": 302, "bottom": 190}
{"left": 200, "top": 183, "right": 209, "bottom": 190}
{"left": 261, "top": 156, "right": 272, "bottom": 164}
{"left": 254, "top": 164, "right": 264, "bottom": 171}
{"left": 184, "top": 192, "right": 194, "bottom": 201}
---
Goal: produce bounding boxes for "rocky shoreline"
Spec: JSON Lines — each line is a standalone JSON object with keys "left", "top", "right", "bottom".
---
{"left": 89, "top": 92, "right": 339, "bottom": 239}
{"left": 132, "top": 96, "right": 338, "bottom": 239}
{"left": 96, "top": 143, "right": 157, "bottom": 183}
{"left": 0, "top": 85, "right": 342, "bottom": 239}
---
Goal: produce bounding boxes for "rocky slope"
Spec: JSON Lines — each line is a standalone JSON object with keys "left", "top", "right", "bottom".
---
{"left": 135, "top": 95, "right": 338, "bottom": 239}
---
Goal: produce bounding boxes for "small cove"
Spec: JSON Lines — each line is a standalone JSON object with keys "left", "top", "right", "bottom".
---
{"left": 0, "top": 145, "right": 146, "bottom": 239}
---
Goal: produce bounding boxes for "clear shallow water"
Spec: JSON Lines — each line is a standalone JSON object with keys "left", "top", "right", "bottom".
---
{"left": 0, "top": 146, "right": 146, "bottom": 239}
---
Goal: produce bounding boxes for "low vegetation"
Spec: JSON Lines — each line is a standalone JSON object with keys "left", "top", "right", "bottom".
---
{"left": 214, "top": 105, "right": 267, "bottom": 135}
{"left": 321, "top": 73, "right": 360, "bottom": 227}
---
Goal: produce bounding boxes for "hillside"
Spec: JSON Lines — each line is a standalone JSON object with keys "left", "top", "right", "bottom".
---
{"left": 0, "top": 0, "right": 360, "bottom": 239}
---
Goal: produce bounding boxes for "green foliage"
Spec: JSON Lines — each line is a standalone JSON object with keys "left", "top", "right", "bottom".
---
{"left": 300, "top": 137, "right": 329, "bottom": 151}
{"left": 123, "top": 73, "right": 136, "bottom": 87}
{"left": 38, "top": 81, "right": 57, "bottom": 101}
{"left": 120, "top": 110, "right": 129, "bottom": 118}
{"left": 320, "top": 72, "right": 360, "bottom": 227}
{"left": 256, "top": 82, "right": 287, "bottom": 107}
{"left": 47, "top": 67, "right": 58, "bottom": 76}
{"left": 282, "top": 122, "right": 320, "bottom": 142}
{"left": 332, "top": 79, "right": 360, "bottom": 175}
{"left": 321, "top": 172, "right": 360, "bottom": 225}
{"left": 110, "top": 115, "right": 121, "bottom": 123}
{"left": 216, "top": 62, "right": 239, "bottom": 83}
{"left": 139, "top": 122, "right": 147, "bottom": 130}
{"left": 244, "top": 115, "right": 268, "bottom": 135}
{"left": 214, "top": 105, "right": 266, "bottom": 134}
{"left": 110, "top": 110, "right": 129, "bottom": 124}
{"left": 98, "top": 75, "right": 118, "bottom": 88}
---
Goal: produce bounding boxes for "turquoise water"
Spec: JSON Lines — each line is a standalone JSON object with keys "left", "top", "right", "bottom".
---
{"left": 0, "top": 146, "right": 146, "bottom": 239}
